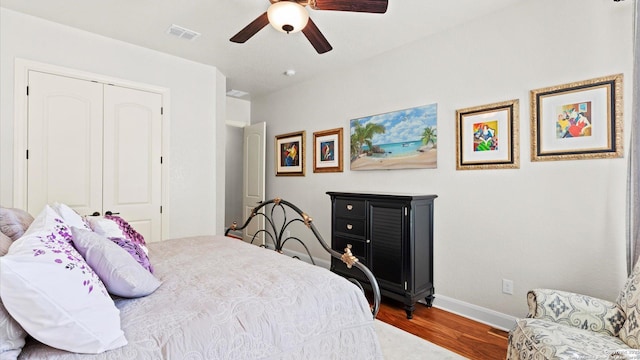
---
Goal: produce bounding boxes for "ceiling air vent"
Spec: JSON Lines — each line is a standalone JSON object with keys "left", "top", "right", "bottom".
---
{"left": 167, "top": 24, "right": 201, "bottom": 41}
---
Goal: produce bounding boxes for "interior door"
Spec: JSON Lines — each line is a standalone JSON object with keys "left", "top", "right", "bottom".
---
{"left": 26, "top": 71, "right": 162, "bottom": 242}
{"left": 242, "top": 122, "right": 266, "bottom": 244}
{"left": 27, "top": 71, "right": 103, "bottom": 217}
{"left": 103, "top": 85, "right": 162, "bottom": 242}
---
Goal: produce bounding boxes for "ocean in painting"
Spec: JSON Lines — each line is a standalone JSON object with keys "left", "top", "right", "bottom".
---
{"left": 363, "top": 140, "right": 423, "bottom": 158}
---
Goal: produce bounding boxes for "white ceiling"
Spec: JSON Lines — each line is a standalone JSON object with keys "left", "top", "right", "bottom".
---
{"left": 0, "top": 0, "right": 526, "bottom": 99}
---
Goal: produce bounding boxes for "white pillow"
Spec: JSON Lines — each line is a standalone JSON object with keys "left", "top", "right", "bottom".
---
{"left": 71, "top": 227, "right": 161, "bottom": 298}
{"left": 0, "top": 205, "right": 127, "bottom": 354}
{"left": 50, "top": 202, "right": 91, "bottom": 230}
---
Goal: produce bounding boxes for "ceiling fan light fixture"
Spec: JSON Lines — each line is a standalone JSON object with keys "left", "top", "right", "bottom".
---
{"left": 267, "top": 1, "right": 309, "bottom": 34}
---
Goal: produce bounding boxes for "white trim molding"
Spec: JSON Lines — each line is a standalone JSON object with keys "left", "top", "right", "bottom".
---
{"left": 428, "top": 294, "right": 517, "bottom": 332}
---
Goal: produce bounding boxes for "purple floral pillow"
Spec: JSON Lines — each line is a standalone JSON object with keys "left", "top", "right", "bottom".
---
{"left": 0, "top": 205, "right": 126, "bottom": 354}
{"left": 104, "top": 215, "right": 146, "bottom": 248}
{"left": 86, "top": 215, "right": 148, "bottom": 254}
{"left": 108, "top": 236, "right": 153, "bottom": 273}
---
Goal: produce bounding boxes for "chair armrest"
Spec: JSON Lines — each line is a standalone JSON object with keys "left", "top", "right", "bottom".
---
{"left": 527, "top": 288, "right": 626, "bottom": 337}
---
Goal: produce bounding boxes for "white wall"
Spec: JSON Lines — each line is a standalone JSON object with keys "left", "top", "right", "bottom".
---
{"left": 0, "top": 8, "right": 222, "bottom": 238}
{"left": 252, "top": 0, "right": 635, "bottom": 327}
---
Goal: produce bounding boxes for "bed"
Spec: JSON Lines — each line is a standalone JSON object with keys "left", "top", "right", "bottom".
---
{"left": 0, "top": 199, "right": 383, "bottom": 359}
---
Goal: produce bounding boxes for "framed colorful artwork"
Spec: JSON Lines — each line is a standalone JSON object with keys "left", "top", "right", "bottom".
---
{"left": 313, "top": 128, "right": 343, "bottom": 173}
{"left": 530, "top": 74, "right": 623, "bottom": 161}
{"left": 275, "top": 131, "right": 305, "bottom": 176}
{"left": 350, "top": 103, "right": 438, "bottom": 171}
{"left": 456, "top": 99, "right": 520, "bottom": 170}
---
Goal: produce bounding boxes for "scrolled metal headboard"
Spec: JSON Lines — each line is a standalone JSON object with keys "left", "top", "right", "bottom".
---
{"left": 225, "top": 198, "right": 381, "bottom": 318}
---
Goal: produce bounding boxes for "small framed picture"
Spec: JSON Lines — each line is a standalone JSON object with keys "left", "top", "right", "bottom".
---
{"left": 456, "top": 99, "right": 519, "bottom": 170}
{"left": 275, "top": 131, "right": 305, "bottom": 176}
{"left": 313, "top": 128, "right": 343, "bottom": 173}
{"left": 530, "top": 74, "right": 623, "bottom": 161}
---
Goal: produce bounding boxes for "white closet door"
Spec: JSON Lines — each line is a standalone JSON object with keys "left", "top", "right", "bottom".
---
{"left": 103, "top": 85, "right": 162, "bottom": 242}
{"left": 27, "top": 71, "right": 103, "bottom": 216}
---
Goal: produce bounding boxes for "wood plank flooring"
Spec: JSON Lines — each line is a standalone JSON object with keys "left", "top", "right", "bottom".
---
{"left": 376, "top": 298, "right": 509, "bottom": 359}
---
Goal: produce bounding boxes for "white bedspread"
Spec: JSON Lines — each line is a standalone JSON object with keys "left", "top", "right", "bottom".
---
{"left": 18, "top": 235, "right": 382, "bottom": 359}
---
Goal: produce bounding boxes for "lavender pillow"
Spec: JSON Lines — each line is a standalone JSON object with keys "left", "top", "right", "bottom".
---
{"left": 71, "top": 227, "right": 160, "bottom": 297}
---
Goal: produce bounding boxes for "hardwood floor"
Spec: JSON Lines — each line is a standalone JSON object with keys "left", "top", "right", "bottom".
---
{"left": 376, "top": 298, "right": 509, "bottom": 359}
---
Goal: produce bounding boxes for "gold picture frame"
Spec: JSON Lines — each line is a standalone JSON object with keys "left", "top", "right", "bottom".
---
{"left": 530, "top": 74, "right": 623, "bottom": 161}
{"left": 456, "top": 99, "right": 520, "bottom": 170}
{"left": 275, "top": 131, "right": 305, "bottom": 176}
{"left": 313, "top": 128, "right": 343, "bottom": 173}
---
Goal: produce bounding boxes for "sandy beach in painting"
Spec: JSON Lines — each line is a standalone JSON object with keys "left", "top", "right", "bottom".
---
{"left": 350, "top": 148, "right": 437, "bottom": 170}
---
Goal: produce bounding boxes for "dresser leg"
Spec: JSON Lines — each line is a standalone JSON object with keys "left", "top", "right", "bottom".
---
{"left": 404, "top": 303, "right": 415, "bottom": 319}
{"left": 425, "top": 295, "right": 434, "bottom": 308}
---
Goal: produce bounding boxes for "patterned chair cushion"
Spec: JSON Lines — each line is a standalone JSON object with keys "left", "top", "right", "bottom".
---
{"left": 618, "top": 258, "right": 640, "bottom": 347}
{"left": 508, "top": 318, "right": 631, "bottom": 360}
{"left": 527, "top": 289, "right": 625, "bottom": 337}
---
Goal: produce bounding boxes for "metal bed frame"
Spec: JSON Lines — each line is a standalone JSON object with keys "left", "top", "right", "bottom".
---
{"left": 225, "top": 198, "right": 381, "bottom": 318}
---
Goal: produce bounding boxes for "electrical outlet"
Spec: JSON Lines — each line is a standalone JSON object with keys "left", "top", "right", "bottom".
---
{"left": 502, "top": 279, "right": 514, "bottom": 295}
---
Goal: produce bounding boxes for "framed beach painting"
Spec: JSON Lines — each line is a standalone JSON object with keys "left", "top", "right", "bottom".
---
{"left": 313, "top": 128, "right": 343, "bottom": 173}
{"left": 530, "top": 74, "right": 623, "bottom": 161}
{"left": 275, "top": 131, "right": 305, "bottom": 176}
{"left": 456, "top": 99, "right": 520, "bottom": 170}
{"left": 350, "top": 103, "right": 437, "bottom": 171}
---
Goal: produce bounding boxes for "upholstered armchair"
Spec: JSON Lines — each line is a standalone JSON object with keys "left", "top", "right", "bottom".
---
{"left": 508, "top": 261, "right": 640, "bottom": 359}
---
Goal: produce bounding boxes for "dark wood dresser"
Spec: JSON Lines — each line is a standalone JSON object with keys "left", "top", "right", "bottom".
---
{"left": 327, "top": 192, "right": 437, "bottom": 319}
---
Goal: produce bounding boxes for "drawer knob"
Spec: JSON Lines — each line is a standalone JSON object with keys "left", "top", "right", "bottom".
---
{"left": 366, "top": 239, "right": 371, "bottom": 243}
{"left": 346, "top": 204, "right": 353, "bottom": 210}
{"left": 346, "top": 224, "right": 353, "bottom": 230}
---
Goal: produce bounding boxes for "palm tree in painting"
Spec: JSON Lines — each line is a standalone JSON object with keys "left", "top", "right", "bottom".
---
{"left": 421, "top": 126, "right": 437, "bottom": 148}
{"left": 351, "top": 120, "right": 385, "bottom": 161}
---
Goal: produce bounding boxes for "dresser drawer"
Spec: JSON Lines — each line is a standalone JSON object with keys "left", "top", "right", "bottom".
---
{"left": 335, "top": 198, "right": 366, "bottom": 218}
{"left": 332, "top": 236, "right": 367, "bottom": 262}
{"left": 335, "top": 217, "right": 365, "bottom": 238}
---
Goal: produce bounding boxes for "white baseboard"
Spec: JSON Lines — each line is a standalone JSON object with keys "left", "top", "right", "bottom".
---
{"left": 279, "top": 247, "right": 516, "bottom": 332}
{"left": 426, "top": 294, "right": 517, "bottom": 332}
{"left": 274, "top": 247, "right": 332, "bottom": 269}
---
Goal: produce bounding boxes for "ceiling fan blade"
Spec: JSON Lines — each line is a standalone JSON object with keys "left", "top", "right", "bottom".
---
{"left": 230, "top": 12, "right": 269, "bottom": 43}
{"left": 302, "top": 18, "right": 333, "bottom": 54}
{"left": 311, "top": 0, "right": 388, "bottom": 13}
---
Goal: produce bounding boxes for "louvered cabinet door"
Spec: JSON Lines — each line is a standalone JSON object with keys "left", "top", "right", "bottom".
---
{"left": 369, "top": 201, "right": 406, "bottom": 294}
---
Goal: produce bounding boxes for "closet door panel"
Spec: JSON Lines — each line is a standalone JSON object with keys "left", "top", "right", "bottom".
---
{"left": 27, "top": 71, "right": 103, "bottom": 216}
{"left": 103, "top": 85, "right": 162, "bottom": 242}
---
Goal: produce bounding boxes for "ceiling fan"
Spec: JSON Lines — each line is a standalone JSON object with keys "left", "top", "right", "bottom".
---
{"left": 230, "top": 0, "right": 388, "bottom": 54}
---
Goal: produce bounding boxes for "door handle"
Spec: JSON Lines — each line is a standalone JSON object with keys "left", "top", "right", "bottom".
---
{"left": 105, "top": 211, "right": 120, "bottom": 216}
{"left": 90, "top": 211, "right": 101, "bottom": 216}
